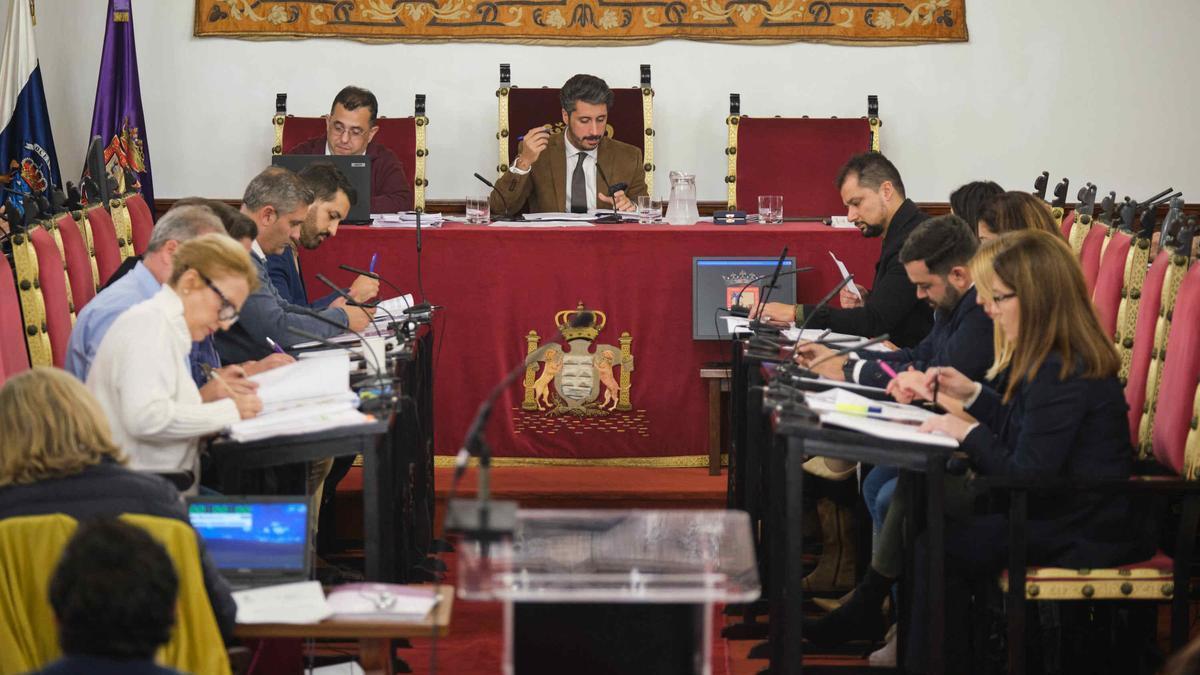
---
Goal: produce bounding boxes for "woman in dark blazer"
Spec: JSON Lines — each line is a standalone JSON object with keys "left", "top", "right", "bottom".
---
{"left": 808, "top": 230, "right": 1155, "bottom": 671}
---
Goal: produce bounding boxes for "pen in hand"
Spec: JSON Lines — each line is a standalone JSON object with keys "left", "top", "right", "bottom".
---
{"left": 369, "top": 252, "right": 379, "bottom": 274}
{"left": 266, "top": 337, "right": 285, "bottom": 355}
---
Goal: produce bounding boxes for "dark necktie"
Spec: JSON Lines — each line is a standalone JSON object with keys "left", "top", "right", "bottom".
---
{"left": 570, "top": 151, "right": 587, "bottom": 214}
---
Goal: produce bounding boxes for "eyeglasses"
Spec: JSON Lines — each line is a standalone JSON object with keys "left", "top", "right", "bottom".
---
{"left": 992, "top": 291, "right": 1018, "bottom": 304}
{"left": 331, "top": 121, "right": 366, "bottom": 139}
{"left": 197, "top": 271, "right": 239, "bottom": 322}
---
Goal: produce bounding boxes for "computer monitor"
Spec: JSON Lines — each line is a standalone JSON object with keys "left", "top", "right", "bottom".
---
{"left": 272, "top": 153, "right": 372, "bottom": 224}
{"left": 693, "top": 256, "right": 799, "bottom": 340}
{"left": 187, "top": 495, "right": 311, "bottom": 584}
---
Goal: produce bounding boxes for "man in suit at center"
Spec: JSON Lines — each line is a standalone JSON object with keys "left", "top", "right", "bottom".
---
{"left": 489, "top": 74, "right": 647, "bottom": 217}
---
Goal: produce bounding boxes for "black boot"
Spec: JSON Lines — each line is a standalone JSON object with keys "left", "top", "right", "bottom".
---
{"left": 802, "top": 567, "right": 892, "bottom": 646}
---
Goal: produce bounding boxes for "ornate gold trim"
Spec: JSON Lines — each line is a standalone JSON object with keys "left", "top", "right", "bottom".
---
{"left": 496, "top": 86, "right": 510, "bottom": 176}
{"left": 1114, "top": 239, "right": 1152, "bottom": 384}
{"left": 617, "top": 331, "right": 633, "bottom": 411}
{"left": 434, "top": 454, "right": 728, "bottom": 469}
{"left": 414, "top": 114, "right": 429, "bottom": 211}
{"left": 73, "top": 210, "right": 100, "bottom": 293}
{"left": 725, "top": 115, "right": 739, "bottom": 210}
{"left": 642, "top": 86, "right": 655, "bottom": 196}
{"left": 521, "top": 330, "right": 541, "bottom": 411}
{"left": 1068, "top": 213, "right": 1092, "bottom": 257}
{"left": 272, "top": 113, "right": 285, "bottom": 155}
{"left": 1050, "top": 206, "right": 1065, "bottom": 230}
{"left": 109, "top": 198, "right": 136, "bottom": 260}
{"left": 1138, "top": 254, "right": 1191, "bottom": 455}
{"left": 9, "top": 231, "right": 52, "bottom": 366}
{"left": 44, "top": 220, "right": 75, "bottom": 321}
{"left": 1183, "top": 382, "right": 1200, "bottom": 480}
{"left": 1000, "top": 578, "right": 1173, "bottom": 601}
{"left": 868, "top": 115, "right": 881, "bottom": 151}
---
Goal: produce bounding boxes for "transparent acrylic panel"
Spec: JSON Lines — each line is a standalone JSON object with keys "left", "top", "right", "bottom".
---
{"left": 457, "top": 509, "right": 760, "bottom": 603}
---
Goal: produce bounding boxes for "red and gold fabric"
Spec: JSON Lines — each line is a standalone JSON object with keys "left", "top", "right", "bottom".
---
{"left": 300, "top": 222, "right": 879, "bottom": 465}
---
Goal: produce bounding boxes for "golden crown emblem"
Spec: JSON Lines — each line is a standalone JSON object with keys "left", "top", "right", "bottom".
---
{"left": 556, "top": 302, "right": 607, "bottom": 342}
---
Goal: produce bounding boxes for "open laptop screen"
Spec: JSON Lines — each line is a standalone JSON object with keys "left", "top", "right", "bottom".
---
{"left": 187, "top": 498, "right": 309, "bottom": 572}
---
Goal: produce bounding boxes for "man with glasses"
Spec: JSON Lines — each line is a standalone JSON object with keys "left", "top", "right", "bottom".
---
{"left": 286, "top": 86, "right": 413, "bottom": 213}
{"left": 65, "top": 206, "right": 283, "bottom": 403}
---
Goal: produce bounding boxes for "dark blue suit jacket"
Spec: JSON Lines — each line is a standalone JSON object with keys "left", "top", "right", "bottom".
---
{"left": 265, "top": 245, "right": 337, "bottom": 310}
{"left": 851, "top": 286, "right": 994, "bottom": 388}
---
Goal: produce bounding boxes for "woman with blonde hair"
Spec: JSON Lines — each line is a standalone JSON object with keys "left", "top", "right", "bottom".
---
{"left": 808, "top": 231, "right": 1153, "bottom": 670}
{"left": 87, "top": 234, "right": 263, "bottom": 485}
{"left": 0, "top": 367, "right": 235, "bottom": 639}
{"left": 977, "top": 190, "right": 1061, "bottom": 242}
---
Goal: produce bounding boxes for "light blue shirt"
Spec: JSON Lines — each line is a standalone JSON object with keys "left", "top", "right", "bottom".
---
{"left": 65, "top": 261, "right": 161, "bottom": 381}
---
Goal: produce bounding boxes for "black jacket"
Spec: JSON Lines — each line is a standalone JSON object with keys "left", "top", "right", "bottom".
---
{"left": 0, "top": 460, "right": 237, "bottom": 642}
{"left": 850, "top": 286, "right": 994, "bottom": 388}
{"left": 802, "top": 199, "right": 934, "bottom": 348}
{"left": 963, "top": 354, "right": 1155, "bottom": 568}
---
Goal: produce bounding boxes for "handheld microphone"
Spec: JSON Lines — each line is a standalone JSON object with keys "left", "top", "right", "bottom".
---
{"left": 315, "top": 273, "right": 398, "bottom": 326}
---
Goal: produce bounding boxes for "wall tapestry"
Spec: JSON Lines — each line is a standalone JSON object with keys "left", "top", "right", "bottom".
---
{"left": 194, "top": 0, "right": 967, "bottom": 45}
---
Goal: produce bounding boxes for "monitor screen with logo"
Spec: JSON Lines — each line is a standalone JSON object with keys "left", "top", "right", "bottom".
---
{"left": 692, "top": 257, "right": 798, "bottom": 340}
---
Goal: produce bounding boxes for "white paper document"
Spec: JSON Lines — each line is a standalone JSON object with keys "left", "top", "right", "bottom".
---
{"left": 488, "top": 220, "right": 596, "bottom": 228}
{"left": 805, "top": 387, "right": 936, "bottom": 424}
{"left": 233, "top": 581, "right": 333, "bottom": 624}
{"left": 522, "top": 211, "right": 598, "bottom": 221}
{"left": 820, "top": 411, "right": 958, "bottom": 447}
{"left": 829, "top": 251, "right": 862, "bottom": 299}
{"left": 248, "top": 355, "right": 350, "bottom": 412}
{"left": 828, "top": 216, "right": 855, "bottom": 229}
{"left": 375, "top": 294, "right": 414, "bottom": 317}
{"left": 326, "top": 583, "right": 439, "bottom": 621}
{"left": 225, "top": 356, "right": 368, "bottom": 442}
{"left": 370, "top": 212, "right": 444, "bottom": 228}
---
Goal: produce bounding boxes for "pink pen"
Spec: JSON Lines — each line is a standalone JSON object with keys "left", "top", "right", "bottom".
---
{"left": 877, "top": 361, "right": 899, "bottom": 381}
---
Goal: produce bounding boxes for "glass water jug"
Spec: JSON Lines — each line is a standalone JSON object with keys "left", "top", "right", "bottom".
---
{"left": 664, "top": 171, "right": 699, "bottom": 225}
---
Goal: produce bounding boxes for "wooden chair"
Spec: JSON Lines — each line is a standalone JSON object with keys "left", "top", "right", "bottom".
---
{"left": 724, "top": 94, "right": 878, "bottom": 219}
{"left": 8, "top": 228, "right": 57, "bottom": 367}
{"left": 989, "top": 258, "right": 1200, "bottom": 673}
{"left": 1113, "top": 211, "right": 1159, "bottom": 384}
{"left": 273, "top": 92, "right": 429, "bottom": 211}
{"left": 1137, "top": 229, "right": 1193, "bottom": 456}
{"left": 107, "top": 197, "right": 136, "bottom": 261}
{"left": 0, "top": 253, "right": 30, "bottom": 385}
{"left": 123, "top": 192, "right": 155, "bottom": 255}
{"left": 1065, "top": 183, "right": 1096, "bottom": 257}
{"left": 86, "top": 204, "right": 123, "bottom": 287}
{"left": 1091, "top": 229, "right": 1132, "bottom": 338}
{"left": 1079, "top": 222, "right": 1108, "bottom": 293}
{"left": 1124, "top": 248, "right": 1172, "bottom": 452}
{"left": 496, "top": 64, "right": 655, "bottom": 194}
{"left": 54, "top": 212, "right": 97, "bottom": 312}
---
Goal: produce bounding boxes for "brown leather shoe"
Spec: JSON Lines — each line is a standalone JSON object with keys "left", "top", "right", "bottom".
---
{"left": 802, "top": 498, "right": 856, "bottom": 593}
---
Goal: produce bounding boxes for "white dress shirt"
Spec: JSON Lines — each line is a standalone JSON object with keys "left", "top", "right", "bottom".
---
{"left": 87, "top": 285, "right": 240, "bottom": 478}
{"left": 563, "top": 141, "right": 598, "bottom": 211}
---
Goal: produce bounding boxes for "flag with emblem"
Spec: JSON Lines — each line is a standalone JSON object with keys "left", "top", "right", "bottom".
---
{"left": 90, "top": 0, "right": 153, "bottom": 204}
{"left": 0, "top": 0, "right": 61, "bottom": 211}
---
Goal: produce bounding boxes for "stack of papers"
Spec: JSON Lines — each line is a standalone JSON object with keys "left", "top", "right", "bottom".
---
{"left": 370, "top": 212, "right": 444, "bottom": 228}
{"left": 807, "top": 388, "right": 958, "bottom": 447}
{"left": 522, "top": 211, "right": 599, "bottom": 221}
{"left": 326, "top": 583, "right": 439, "bottom": 621}
{"left": 373, "top": 294, "right": 414, "bottom": 321}
{"left": 721, "top": 320, "right": 892, "bottom": 354}
{"left": 829, "top": 216, "right": 855, "bottom": 228}
{"left": 226, "top": 356, "right": 367, "bottom": 442}
{"left": 233, "top": 581, "right": 333, "bottom": 624}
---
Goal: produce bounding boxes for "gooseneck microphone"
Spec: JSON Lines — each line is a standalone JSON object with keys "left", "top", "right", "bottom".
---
{"left": 474, "top": 172, "right": 514, "bottom": 221}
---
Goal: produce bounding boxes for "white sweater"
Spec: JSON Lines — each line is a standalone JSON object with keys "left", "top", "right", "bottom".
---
{"left": 87, "top": 285, "right": 240, "bottom": 475}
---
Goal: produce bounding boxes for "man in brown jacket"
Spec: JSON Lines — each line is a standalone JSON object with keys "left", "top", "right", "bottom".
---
{"left": 489, "top": 74, "right": 646, "bottom": 217}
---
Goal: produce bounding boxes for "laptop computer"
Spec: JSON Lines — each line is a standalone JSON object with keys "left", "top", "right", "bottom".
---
{"left": 187, "top": 495, "right": 312, "bottom": 590}
{"left": 272, "top": 153, "right": 372, "bottom": 224}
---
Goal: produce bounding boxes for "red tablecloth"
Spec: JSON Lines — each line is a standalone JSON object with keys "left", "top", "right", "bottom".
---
{"left": 299, "top": 222, "right": 880, "bottom": 464}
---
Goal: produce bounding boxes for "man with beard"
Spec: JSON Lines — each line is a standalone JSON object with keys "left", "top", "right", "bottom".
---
{"left": 488, "top": 74, "right": 647, "bottom": 216}
{"left": 759, "top": 152, "right": 933, "bottom": 348}
{"left": 266, "top": 162, "right": 379, "bottom": 309}
{"left": 793, "top": 214, "right": 993, "bottom": 387}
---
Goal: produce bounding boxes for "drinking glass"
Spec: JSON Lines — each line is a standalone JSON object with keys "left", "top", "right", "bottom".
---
{"left": 637, "top": 195, "right": 663, "bottom": 224}
{"left": 757, "top": 195, "right": 783, "bottom": 224}
{"left": 465, "top": 196, "right": 491, "bottom": 224}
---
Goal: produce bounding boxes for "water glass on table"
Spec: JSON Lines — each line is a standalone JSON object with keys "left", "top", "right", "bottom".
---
{"left": 637, "top": 195, "right": 664, "bottom": 224}
{"left": 465, "top": 196, "right": 490, "bottom": 224}
{"left": 757, "top": 195, "right": 784, "bottom": 224}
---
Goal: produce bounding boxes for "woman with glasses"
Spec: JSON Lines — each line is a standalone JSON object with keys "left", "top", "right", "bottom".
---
{"left": 87, "top": 234, "right": 262, "bottom": 489}
{"left": 807, "top": 230, "right": 1153, "bottom": 671}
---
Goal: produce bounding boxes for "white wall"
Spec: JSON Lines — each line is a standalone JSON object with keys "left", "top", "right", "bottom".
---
{"left": 11, "top": 0, "right": 1200, "bottom": 203}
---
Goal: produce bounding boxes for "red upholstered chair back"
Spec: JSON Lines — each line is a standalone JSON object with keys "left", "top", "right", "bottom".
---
{"left": 0, "top": 253, "right": 30, "bottom": 384}
{"left": 502, "top": 87, "right": 648, "bottom": 166}
{"left": 27, "top": 228, "right": 73, "bottom": 367}
{"left": 1079, "top": 224, "right": 1108, "bottom": 293}
{"left": 1060, "top": 209, "right": 1075, "bottom": 239}
{"left": 55, "top": 212, "right": 97, "bottom": 311}
{"left": 279, "top": 115, "right": 420, "bottom": 207}
{"left": 730, "top": 117, "right": 870, "bottom": 218}
{"left": 87, "top": 205, "right": 123, "bottom": 286}
{"left": 1125, "top": 250, "right": 1171, "bottom": 447}
{"left": 1092, "top": 231, "right": 1132, "bottom": 338}
{"left": 1152, "top": 264, "right": 1200, "bottom": 474}
{"left": 124, "top": 193, "right": 155, "bottom": 256}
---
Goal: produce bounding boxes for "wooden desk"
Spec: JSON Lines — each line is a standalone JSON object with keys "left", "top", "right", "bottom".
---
{"left": 234, "top": 584, "right": 453, "bottom": 675}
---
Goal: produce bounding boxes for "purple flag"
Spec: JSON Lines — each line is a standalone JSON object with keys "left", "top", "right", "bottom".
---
{"left": 89, "top": 0, "right": 152, "bottom": 205}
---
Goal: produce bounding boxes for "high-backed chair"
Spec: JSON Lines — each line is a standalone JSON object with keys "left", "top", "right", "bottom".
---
{"left": 0, "top": 253, "right": 30, "bottom": 385}
{"left": 1124, "top": 248, "right": 1171, "bottom": 451}
{"left": 25, "top": 227, "right": 74, "bottom": 367}
{"left": 8, "top": 229, "right": 54, "bottom": 367}
{"left": 0, "top": 513, "right": 232, "bottom": 675}
{"left": 273, "top": 92, "right": 429, "bottom": 211}
{"left": 54, "top": 211, "right": 99, "bottom": 309}
{"left": 1048, "top": 177, "right": 1070, "bottom": 232}
{"left": 1137, "top": 234, "right": 1193, "bottom": 455}
{"left": 124, "top": 192, "right": 155, "bottom": 255}
{"left": 1114, "top": 226, "right": 1157, "bottom": 383}
{"left": 1091, "top": 230, "right": 1133, "bottom": 338}
{"left": 496, "top": 64, "right": 655, "bottom": 194}
{"left": 1065, "top": 183, "right": 1096, "bottom": 257}
{"left": 108, "top": 197, "right": 136, "bottom": 261}
{"left": 86, "top": 204, "right": 123, "bottom": 287}
{"left": 1058, "top": 209, "right": 1074, "bottom": 240}
{"left": 725, "top": 94, "right": 878, "bottom": 219}
{"left": 1078, "top": 223, "right": 1108, "bottom": 293}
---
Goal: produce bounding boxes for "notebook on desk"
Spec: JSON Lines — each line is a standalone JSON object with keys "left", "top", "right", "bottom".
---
{"left": 187, "top": 496, "right": 313, "bottom": 590}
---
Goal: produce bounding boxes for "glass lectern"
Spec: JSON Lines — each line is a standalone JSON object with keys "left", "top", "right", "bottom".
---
{"left": 457, "top": 509, "right": 760, "bottom": 675}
